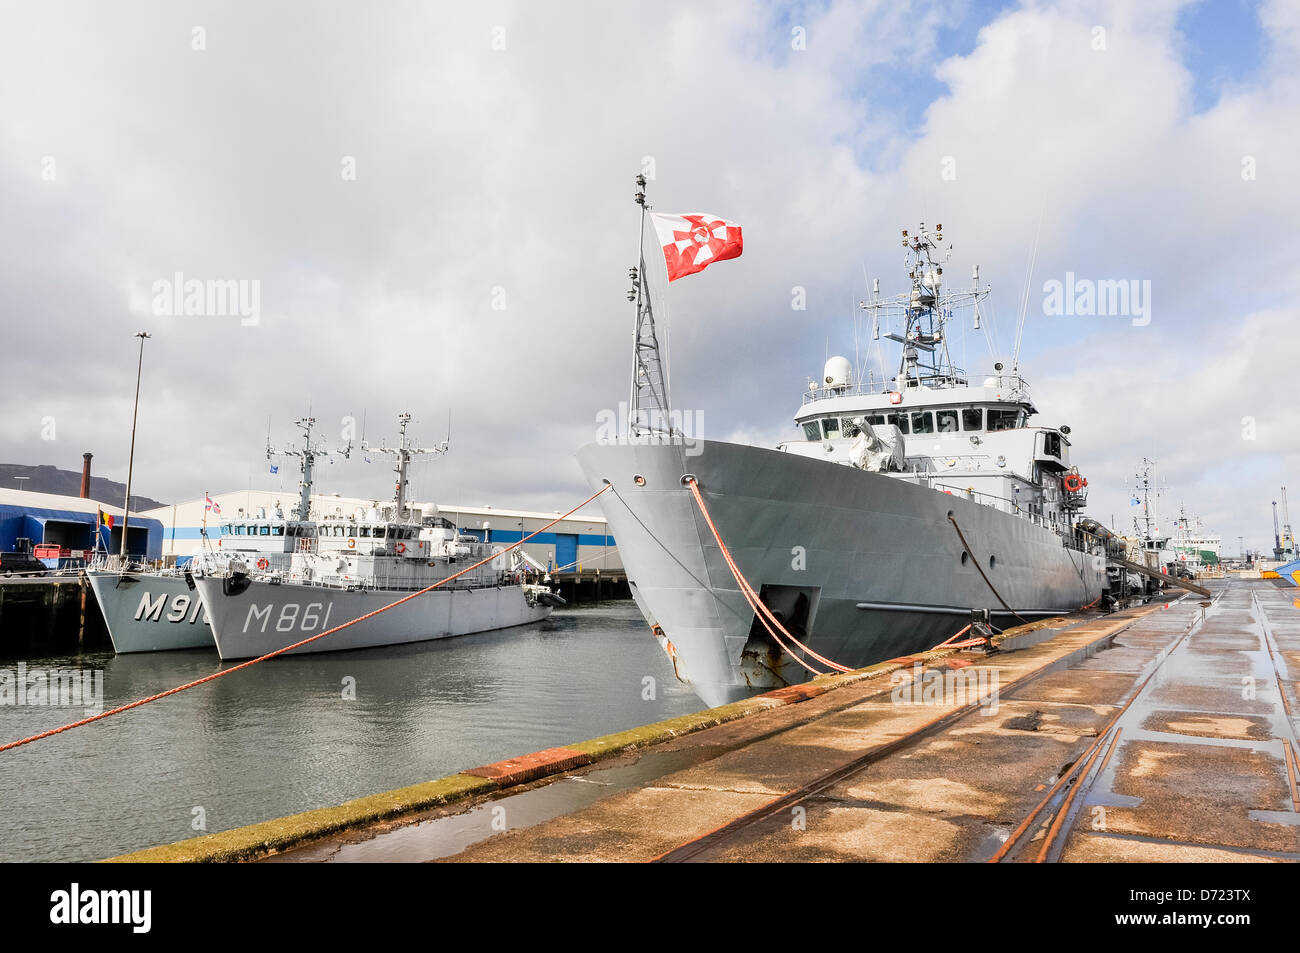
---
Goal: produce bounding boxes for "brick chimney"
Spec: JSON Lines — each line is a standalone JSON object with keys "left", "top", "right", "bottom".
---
{"left": 80, "top": 452, "right": 93, "bottom": 499}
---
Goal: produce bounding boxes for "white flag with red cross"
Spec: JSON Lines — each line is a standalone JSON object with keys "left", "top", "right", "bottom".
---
{"left": 649, "top": 212, "right": 743, "bottom": 282}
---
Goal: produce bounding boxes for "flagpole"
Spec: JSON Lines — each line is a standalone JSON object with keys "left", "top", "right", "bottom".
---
{"left": 120, "top": 331, "right": 151, "bottom": 563}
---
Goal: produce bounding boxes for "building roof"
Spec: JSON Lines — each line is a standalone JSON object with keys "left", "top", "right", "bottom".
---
{"left": 0, "top": 487, "right": 145, "bottom": 518}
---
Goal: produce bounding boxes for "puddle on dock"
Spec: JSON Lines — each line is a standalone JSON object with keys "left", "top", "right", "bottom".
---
{"left": 265, "top": 746, "right": 718, "bottom": 862}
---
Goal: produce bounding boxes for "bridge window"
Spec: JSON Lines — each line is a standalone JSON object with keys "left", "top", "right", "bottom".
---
{"left": 887, "top": 412, "right": 910, "bottom": 435}
{"left": 988, "top": 408, "right": 1023, "bottom": 431}
{"left": 936, "top": 409, "right": 958, "bottom": 433}
{"left": 272, "top": 526, "right": 285, "bottom": 536}
{"left": 963, "top": 407, "right": 984, "bottom": 431}
{"left": 865, "top": 414, "right": 886, "bottom": 426}
{"left": 259, "top": 525, "right": 270, "bottom": 536}
{"left": 359, "top": 526, "right": 371, "bottom": 538}
{"left": 803, "top": 421, "right": 820, "bottom": 440}
{"left": 910, "top": 411, "right": 934, "bottom": 434}
{"left": 822, "top": 417, "right": 840, "bottom": 438}
{"left": 374, "top": 526, "right": 386, "bottom": 539}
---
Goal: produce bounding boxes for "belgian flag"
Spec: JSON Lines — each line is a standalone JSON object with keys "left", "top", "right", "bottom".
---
{"left": 99, "top": 509, "right": 114, "bottom": 529}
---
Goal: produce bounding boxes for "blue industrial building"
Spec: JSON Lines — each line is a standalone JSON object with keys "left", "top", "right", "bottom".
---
{"left": 0, "top": 489, "right": 163, "bottom": 561}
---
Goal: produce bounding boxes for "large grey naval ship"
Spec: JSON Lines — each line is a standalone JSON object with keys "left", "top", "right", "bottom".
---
{"left": 578, "top": 193, "right": 1108, "bottom": 708}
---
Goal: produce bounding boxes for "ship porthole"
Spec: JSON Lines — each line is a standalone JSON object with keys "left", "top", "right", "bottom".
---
{"left": 633, "top": 474, "right": 647, "bottom": 486}
{"left": 960, "top": 551, "right": 969, "bottom": 565}
{"left": 946, "top": 509, "right": 954, "bottom": 519}
{"left": 989, "top": 555, "right": 997, "bottom": 568}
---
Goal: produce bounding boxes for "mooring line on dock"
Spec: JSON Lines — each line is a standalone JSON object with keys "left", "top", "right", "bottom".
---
{"left": 0, "top": 484, "right": 612, "bottom": 756}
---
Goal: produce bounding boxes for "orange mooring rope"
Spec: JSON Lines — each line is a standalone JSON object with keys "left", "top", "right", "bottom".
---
{"left": 684, "top": 478, "right": 852, "bottom": 675}
{"left": 0, "top": 484, "right": 612, "bottom": 755}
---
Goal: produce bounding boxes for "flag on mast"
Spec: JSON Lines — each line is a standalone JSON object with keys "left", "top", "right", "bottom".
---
{"left": 205, "top": 494, "right": 221, "bottom": 516}
{"left": 649, "top": 212, "right": 743, "bottom": 281}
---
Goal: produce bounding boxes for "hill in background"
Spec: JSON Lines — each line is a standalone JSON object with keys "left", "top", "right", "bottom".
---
{"left": 0, "top": 463, "right": 166, "bottom": 512}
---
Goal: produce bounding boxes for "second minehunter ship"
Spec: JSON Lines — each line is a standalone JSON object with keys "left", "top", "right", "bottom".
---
{"left": 578, "top": 198, "right": 1109, "bottom": 708}
{"left": 194, "top": 413, "right": 556, "bottom": 660}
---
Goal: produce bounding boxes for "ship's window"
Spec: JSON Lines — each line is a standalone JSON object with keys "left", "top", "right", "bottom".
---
{"left": 865, "top": 414, "right": 886, "bottom": 426}
{"left": 359, "top": 526, "right": 371, "bottom": 538}
{"left": 803, "top": 421, "right": 820, "bottom": 441}
{"left": 822, "top": 417, "right": 841, "bottom": 438}
{"left": 963, "top": 407, "right": 983, "bottom": 431}
{"left": 841, "top": 418, "right": 861, "bottom": 438}
{"left": 335, "top": 526, "right": 345, "bottom": 537}
{"left": 988, "top": 408, "right": 1020, "bottom": 431}
{"left": 1042, "top": 433, "right": 1062, "bottom": 457}
{"left": 259, "top": 525, "right": 270, "bottom": 536}
{"left": 887, "top": 412, "right": 910, "bottom": 435}
{"left": 374, "top": 526, "right": 386, "bottom": 539}
{"left": 272, "top": 526, "right": 285, "bottom": 536}
{"left": 233, "top": 525, "right": 243, "bottom": 535}
{"left": 936, "top": 410, "right": 958, "bottom": 433}
{"left": 910, "top": 411, "right": 934, "bottom": 434}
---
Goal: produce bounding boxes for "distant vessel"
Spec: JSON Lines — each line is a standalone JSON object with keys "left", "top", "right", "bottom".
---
{"left": 194, "top": 413, "right": 556, "bottom": 659}
{"left": 578, "top": 196, "right": 1109, "bottom": 707}
{"left": 1170, "top": 505, "right": 1221, "bottom": 570}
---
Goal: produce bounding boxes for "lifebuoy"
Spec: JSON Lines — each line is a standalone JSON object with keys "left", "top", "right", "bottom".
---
{"left": 347, "top": 538, "right": 356, "bottom": 549}
{"left": 256, "top": 557, "right": 269, "bottom": 570}
{"left": 396, "top": 542, "right": 406, "bottom": 554}
{"left": 1063, "top": 474, "right": 1083, "bottom": 492}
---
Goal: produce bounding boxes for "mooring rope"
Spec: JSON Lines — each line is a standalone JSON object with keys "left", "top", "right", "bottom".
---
{"left": 946, "top": 514, "right": 1034, "bottom": 626}
{"left": 0, "top": 484, "right": 612, "bottom": 755}
{"left": 684, "top": 478, "right": 852, "bottom": 675}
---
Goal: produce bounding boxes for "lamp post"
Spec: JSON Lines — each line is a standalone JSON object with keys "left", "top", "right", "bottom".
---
{"left": 120, "top": 331, "right": 151, "bottom": 561}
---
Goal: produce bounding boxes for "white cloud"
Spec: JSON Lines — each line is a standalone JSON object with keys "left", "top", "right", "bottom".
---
{"left": 0, "top": 0, "right": 1294, "bottom": 549}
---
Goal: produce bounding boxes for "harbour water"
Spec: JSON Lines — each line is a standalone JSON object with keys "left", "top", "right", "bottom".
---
{"left": 0, "top": 601, "right": 703, "bottom": 863}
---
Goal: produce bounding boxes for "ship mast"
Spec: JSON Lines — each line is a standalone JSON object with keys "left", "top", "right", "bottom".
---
{"left": 267, "top": 416, "right": 352, "bottom": 522}
{"left": 861, "top": 223, "right": 989, "bottom": 392}
{"left": 627, "top": 173, "right": 675, "bottom": 436}
{"left": 362, "top": 412, "right": 448, "bottom": 520}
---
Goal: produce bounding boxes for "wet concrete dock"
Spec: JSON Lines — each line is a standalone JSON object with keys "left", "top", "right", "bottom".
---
{"left": 111, "top": 578, "right": 1299, "bottom": 863}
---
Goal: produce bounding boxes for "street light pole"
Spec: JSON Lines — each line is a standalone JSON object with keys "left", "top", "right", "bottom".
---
{"left": 120, "top": 331, "right": 151, "bottom": 562}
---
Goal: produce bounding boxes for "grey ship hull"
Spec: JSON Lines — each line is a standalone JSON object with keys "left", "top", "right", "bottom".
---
{"left": 193, "top": 576, "right": 551, "bottom": 660}
{"left": 577, "top": 439, "right": 1107, "bottom": 708}
{"left": 86, "top": 570, "right": 215, "bottom": 653}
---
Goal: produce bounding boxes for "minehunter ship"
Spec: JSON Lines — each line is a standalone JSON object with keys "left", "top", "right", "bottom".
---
{"left": 194, "top": 413, "right": 557, "bottom": 660}
{"left": 86, "top": 562, "right": 214, "bottom": 653}
{"left": 578, "top": 199, "right": 1109, "bottom": 707}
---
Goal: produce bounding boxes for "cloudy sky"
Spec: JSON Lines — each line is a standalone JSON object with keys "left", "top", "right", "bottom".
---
{"left": 1, "top": 0, "right": 1295, "bottom": 554}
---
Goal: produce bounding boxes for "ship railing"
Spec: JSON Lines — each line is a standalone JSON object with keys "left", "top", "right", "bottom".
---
{"left": 930, "top": 480, "right": 1072, "bottom": 534}
{"left": 801, "top": 371, "right": 1031, "bottom": 405}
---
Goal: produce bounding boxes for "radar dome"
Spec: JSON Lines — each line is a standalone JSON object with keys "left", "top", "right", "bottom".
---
{"left": 823, "top": 356, "right": 852, "bottom": 388}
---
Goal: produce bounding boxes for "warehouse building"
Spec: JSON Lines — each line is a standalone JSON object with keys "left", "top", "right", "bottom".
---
{"left": 0, "top": 488, "right": 163, "bottom": 561}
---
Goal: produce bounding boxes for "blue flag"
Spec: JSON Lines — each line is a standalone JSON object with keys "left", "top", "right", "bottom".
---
{"left": 270, "top": 465, "right": 279, "bottom": 474}
{"left": 1130, "top": 497, "right": 1140, "bottom": 506}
